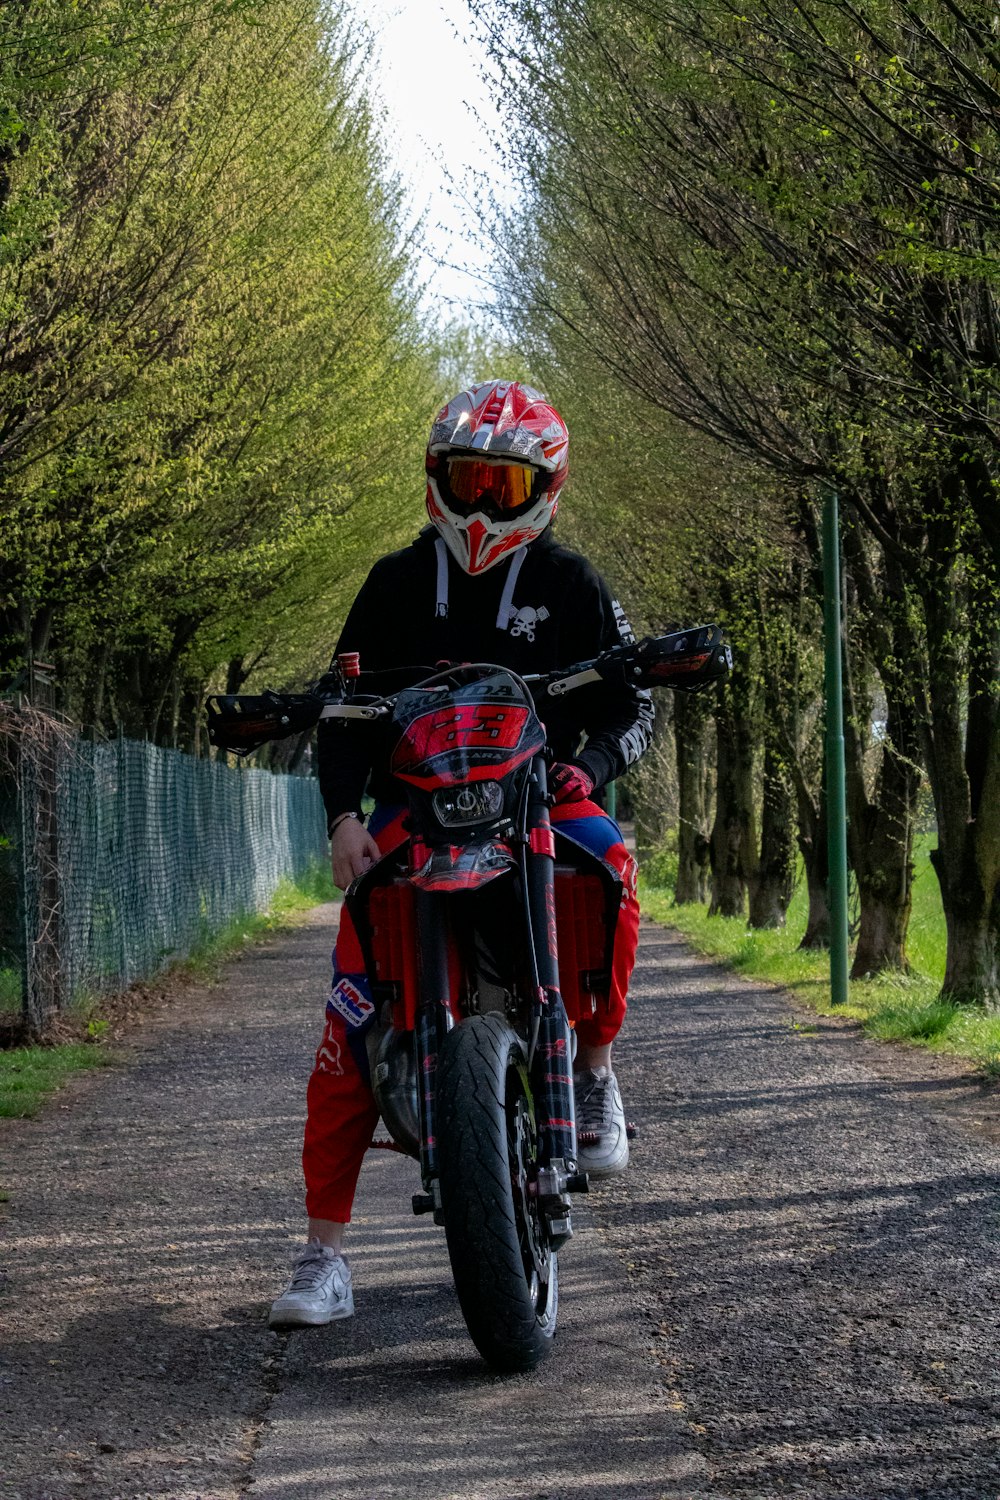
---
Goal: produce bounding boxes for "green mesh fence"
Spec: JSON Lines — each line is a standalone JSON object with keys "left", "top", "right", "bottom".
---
{"left": 6, "top": 720, "right": 328, "bottom": 1033}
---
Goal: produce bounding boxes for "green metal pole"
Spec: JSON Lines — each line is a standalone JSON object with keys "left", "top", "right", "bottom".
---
{"left": 606, "top": 779, "right": 617, "bottom": 822}
{"left": 822, "top": 486, "right": 850, "bottom": 1005}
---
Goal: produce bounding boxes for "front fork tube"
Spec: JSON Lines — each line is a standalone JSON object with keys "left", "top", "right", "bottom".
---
{"left": 414, "top": 889, "right": 452, "bottom": 1214}
{"left": 525, "top": 758, "right": 584, "bottom": 1245}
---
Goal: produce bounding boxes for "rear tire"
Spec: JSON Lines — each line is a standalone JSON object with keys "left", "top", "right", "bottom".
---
{"left": 436, "top": 1013, "right": 558, "bottom": 1371}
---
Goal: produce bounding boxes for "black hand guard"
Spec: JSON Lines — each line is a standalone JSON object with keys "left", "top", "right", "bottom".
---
{"left": 205, "top": 692, "right": 324, "bottom": 755}
{"left": 631, "top": 624, "right": 732, "bottom": 691}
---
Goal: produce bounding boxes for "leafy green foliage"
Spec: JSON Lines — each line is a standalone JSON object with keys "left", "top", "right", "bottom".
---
{"left": 478, "top": 0, "right": 999, "bottom": 1002}
{"left": 638, "top": 830, "right": 678, "bottom": 897}
{"left": 0, "top": 1, "right": 441, "bottom": 736}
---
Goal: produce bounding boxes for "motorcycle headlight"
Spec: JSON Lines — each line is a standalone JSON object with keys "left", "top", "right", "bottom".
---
{"left": 433, "top": 780, "right": 505, "bottom": 826}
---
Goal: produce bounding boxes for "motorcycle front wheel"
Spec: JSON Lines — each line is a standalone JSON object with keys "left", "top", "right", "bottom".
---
{"left": 436, "top": 1012, "right": 558, "bottom": 1371}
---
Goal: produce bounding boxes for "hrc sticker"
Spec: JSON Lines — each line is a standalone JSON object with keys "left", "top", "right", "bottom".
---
{"left": 328, "top": 976, "right": 375, "bottom": 1029}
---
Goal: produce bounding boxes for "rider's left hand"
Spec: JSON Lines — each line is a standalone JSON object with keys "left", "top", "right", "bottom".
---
{"left": 550, "top": 762, "right": 595, "bottom": 804}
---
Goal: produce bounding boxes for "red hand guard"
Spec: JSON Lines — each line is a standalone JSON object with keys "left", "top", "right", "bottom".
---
{"left": 550, "top": 761, "right": 595, "bottom": 804}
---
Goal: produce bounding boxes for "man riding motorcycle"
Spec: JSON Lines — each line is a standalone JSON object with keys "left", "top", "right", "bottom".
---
{"left": 269, "top": 380, "right": 654, "bottom": 1329}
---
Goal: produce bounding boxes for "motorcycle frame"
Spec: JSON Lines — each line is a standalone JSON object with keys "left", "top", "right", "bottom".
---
{"left": 348, "top": 744, "right": 584, "bottom": 1243}
{"left": 404, "top": 753, "right": 578, "bottom": 1213}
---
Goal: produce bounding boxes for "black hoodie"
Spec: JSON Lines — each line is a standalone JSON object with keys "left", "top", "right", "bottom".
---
{"left": 317, "top": 527, "right": 654, "bottom": 828}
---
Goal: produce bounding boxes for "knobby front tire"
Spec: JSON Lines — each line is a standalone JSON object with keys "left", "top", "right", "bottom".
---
{"left": 436, "top": 1013, "right": 558, "bottom": 1372}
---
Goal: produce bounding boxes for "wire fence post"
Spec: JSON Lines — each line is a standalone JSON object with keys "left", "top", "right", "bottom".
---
{"left": 12, "top": 706, "right": 67, "bottom": 1036}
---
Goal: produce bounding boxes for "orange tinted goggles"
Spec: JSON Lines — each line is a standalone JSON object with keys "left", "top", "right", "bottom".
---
{"left": 446, "top": 457, "right": 537, "bottom": 513}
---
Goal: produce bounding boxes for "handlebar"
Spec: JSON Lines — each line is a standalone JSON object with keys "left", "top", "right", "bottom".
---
{"left": 205, "top": 624, "right": 732, "bottom": 755}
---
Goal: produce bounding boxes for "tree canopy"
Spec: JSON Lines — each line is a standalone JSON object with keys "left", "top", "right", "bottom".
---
{"left": 1, "top": 0, "right": 440, "bottom": 741}
{"left": 474, "top": 0, "right": 999, "bottom": 1004}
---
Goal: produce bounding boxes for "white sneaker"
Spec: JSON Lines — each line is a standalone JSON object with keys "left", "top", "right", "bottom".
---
{"left": 575, "top": 1067, "right": 629, "bottom": 1177}
{"left": 269, "top": 1239, "right": 354, "bottom": 1328}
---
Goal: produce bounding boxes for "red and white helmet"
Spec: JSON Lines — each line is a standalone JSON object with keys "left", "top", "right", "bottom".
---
{"left": 425, "top": 380, "right": 570, "bottom": 575}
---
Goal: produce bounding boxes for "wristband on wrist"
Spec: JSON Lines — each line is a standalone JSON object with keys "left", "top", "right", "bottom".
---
{"left": 329, "top": 810, "right": 361, "bottom": 836}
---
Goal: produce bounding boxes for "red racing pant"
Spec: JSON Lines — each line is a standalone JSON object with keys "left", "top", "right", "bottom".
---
{"left": 302, "top": 800, "right": 639, "bottom": 1223}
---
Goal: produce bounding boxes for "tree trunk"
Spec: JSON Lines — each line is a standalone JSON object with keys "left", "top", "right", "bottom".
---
{"left": 89, "top": 641, "right": 111, "bottom": 734}
{"left": 631, "top": 700, "right": 677, "bottom": 864}
{"left": 748, "top": 645, "right": 795, "bottom": 928}
{"left": 749, "top": 734, "right": 794, "bottom": 928}
{"left": 708, "top": 674, "right": 755, "bottom": 918}
{"left": 927, "top": 705, "right": 1000, "bottom": 1006}
{"left": 174, "top": 682, "right": 205, "bottom": 757}
{"left": 226, "top": 656, "right": 249, "bottom": 694}
{"left": 934, "top": 853, "right": 1000, "bottom": 1007}
{"left": 918, "top": 490, "right": 1000, "bottom": 1007}
{"left": 840, "top": 520, "right": 922, "bottom": 977}
{"left": 112, "top": 650, "right": 154, "bottom": 739}
{"left": 27, "top": 602, "right": 54, "bottom": 662}
{"left": 845, "top": 667, "right": 921, "bottom": 978}
{"left": 674, "top": 688, "right": 711, "bottom": 904}
{"left": 758, "top": 535, "right": 827, "bottom": 948}
{"left": 109, "top": 616, "right": 202, "bottom": 743}
{"left": 287, "top": 727, "right": 313, "bottom": 775}
{"left": 794, "top": 767, "right": 829, "bottom": 948}
{"left": 849, "top": 737, "right": 918, "bottom": 978}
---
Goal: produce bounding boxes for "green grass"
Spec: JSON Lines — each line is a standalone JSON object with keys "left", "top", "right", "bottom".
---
{"left": 0, "top": 860, "right": 337, "bottom": 1120}
{"left": 0, "top": 960, "right": 20, "bottom": 1032}
{"left": 0, "top": 1043, "right": 110, "bottom": 1118}
{"left": 640, "top": 834, "right": 1000, "bottom": 1077}
{"left": 182, "top": 861, "right": 336, "bottom": 978}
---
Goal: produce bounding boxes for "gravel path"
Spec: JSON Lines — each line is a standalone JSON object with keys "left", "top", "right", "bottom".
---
{"left": 1, "top": 907, "right": 999, "bottom": 1499}
{"left": 607, "top": 925, "right": 1000, "bottom": 1499}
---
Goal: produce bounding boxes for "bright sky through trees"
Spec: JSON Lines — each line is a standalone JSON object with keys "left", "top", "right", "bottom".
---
{"left": 356, "top": 0, "right": 506, "bottom": 322}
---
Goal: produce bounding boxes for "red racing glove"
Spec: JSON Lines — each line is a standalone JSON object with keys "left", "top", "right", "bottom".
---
{"left": 550, "top": 761, "right": 595, "bottom": 805}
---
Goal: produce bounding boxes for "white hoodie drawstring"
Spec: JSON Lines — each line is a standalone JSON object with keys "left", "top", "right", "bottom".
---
{"left": 495, "top": 547, "right": 527, "bottom": 631}
{"left": 434, "top": 538, "right": 449, "bottom": 618}
{"left": 433, "top": 539, "right": 528, "bottom": 632}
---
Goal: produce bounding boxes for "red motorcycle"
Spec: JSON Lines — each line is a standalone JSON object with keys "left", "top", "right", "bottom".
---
{"left": 208, "top": 624, "right": 730, "bottom": 1370}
